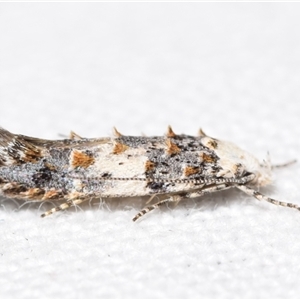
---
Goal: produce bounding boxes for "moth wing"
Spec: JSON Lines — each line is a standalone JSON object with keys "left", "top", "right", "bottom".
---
{"left": 19, "top": 134, "right": 110, "bottom": 149}
{"left": 0, "top": 127, "right": 44, "bottom": 165}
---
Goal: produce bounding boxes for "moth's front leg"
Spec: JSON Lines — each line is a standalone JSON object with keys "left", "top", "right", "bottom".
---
{"left": 132, "top": 183, "right": 232, "bottom": 222}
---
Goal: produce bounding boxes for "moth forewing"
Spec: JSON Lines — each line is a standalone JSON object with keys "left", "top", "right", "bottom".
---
{"left": 0, "top": 127, "right": 297, "bottom": 221}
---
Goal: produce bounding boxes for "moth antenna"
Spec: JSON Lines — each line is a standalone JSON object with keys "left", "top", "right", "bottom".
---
{"left": 271, "top": 159, "right": 297, "bottom": 169}
{"left": 113, "top": 127, "right": 123, "bottom": 137}
{"left": 166, "top": 125, "right": 177, "bottom": 138}
{"left": 236, "top": 185, "right": 300, "bottom": 211}
{"left": 198, "top": 128, "right": 207, "bottom": 137}
{"left": 69, "top": 131, "right": 83, "bottom": 140}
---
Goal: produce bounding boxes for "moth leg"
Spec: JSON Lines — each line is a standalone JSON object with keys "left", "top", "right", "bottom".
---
{"left": 132, "top": 197, "right": 179, "bottom": 222}
{"left": 236, "top": 185, "right": 300, "bottom": 211}
{"left": 132, "top": 183, "right": 231, "bottom": 222}
{"left": 185, "top": 183, "right": 231, "bottom": 198}
{"left": 40, "top": 199, "right": 86, "bottom": 218}
{"left": 145, "top": 194, "right": 157, "bottom": 205}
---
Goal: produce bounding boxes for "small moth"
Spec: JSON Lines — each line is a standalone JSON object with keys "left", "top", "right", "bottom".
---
{"left": 0, "top": 126, "right": 298, "bottom": 221}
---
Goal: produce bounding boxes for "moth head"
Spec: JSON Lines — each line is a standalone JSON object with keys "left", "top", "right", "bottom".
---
{"left": 245, "top": 155, "right": 272, "bottom": 187}
{"left": 206, "top": 138, "right": 272, "bottom": 187}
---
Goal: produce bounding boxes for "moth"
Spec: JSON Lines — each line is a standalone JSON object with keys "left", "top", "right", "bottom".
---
{"left": 0, "top": 126, "right": 298, "bottom": 221}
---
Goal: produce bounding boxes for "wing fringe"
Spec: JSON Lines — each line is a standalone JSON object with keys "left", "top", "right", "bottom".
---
{"left": 0, "top": 128, "right": 42, "bottom": 165}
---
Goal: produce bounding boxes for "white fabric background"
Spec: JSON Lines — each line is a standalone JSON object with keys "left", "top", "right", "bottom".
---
{"left": 1, "top": 3, "right": 300, "bottom": 298}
